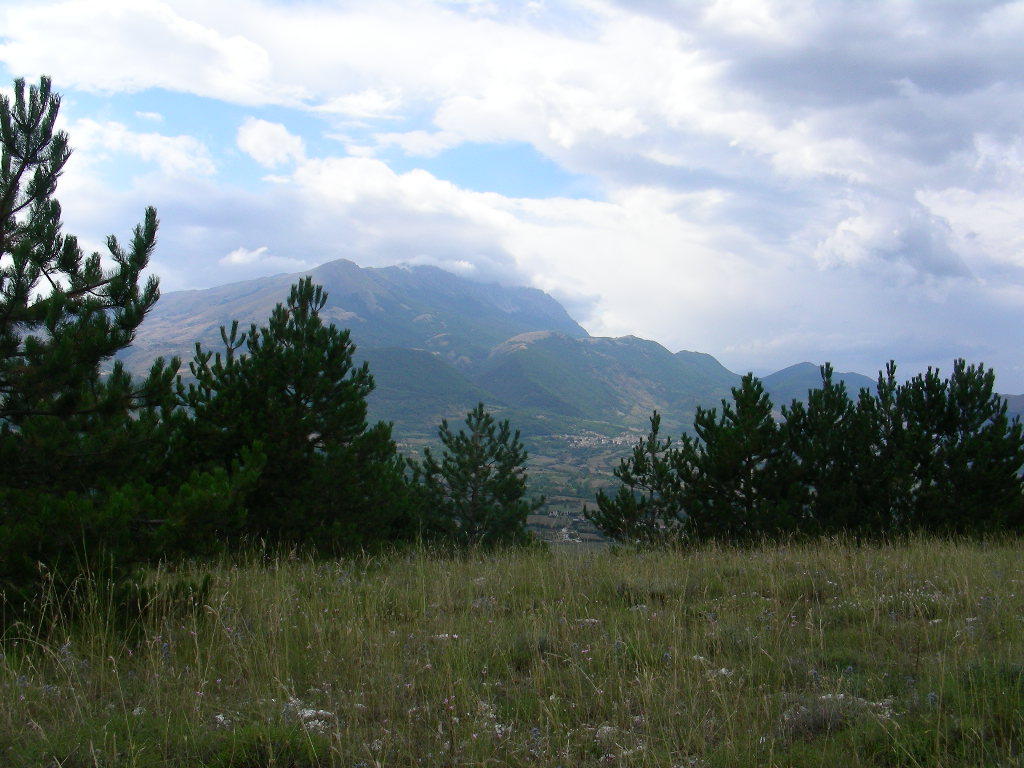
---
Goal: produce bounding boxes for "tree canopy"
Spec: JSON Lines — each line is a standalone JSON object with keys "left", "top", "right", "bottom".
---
{"left": 0, "top": 77, "right": 190, "bottom": 606}
{"left": 175, "top": 277, "right": 414, "bottom": 553}
{"left": 589, "top": 361, "right": 1024, "bottom": 544}
{"left": 410, "top": 403, "right": 542, "bottom": 546}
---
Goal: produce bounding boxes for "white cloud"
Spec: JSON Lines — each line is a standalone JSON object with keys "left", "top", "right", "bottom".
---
{"left": 916, "top": 134, "right": 1024, "bottom": 271}
{"left": 404, "top": 255, "right": 478, "bottom": 275}
{"left": 221, "top": 245, "right": 269, "bottom": 265}
{"left": 313, "top": 88, "right": 402, "bottom": 118}
{"left": 69, "top": 118, "right": 215, "bottom": 176}
{"left": 0, "top": 0, "right": 298, "bottom": 105}
{"left": 237, "top": 118, "right": 305, "bottom": 168}
{"left": 219, "top": 245, "right": 310, "bottom": 273}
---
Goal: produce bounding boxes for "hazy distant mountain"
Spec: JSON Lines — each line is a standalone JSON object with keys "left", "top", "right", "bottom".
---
{"left": 1001, "top": 394, "right": 1024, "bottom": 424}
{"left": 760, "top": 362, "right": 878, "bottom": 410}
{"left": 122, "top": 258, "right": 587, "bottom": 376}
{"left": 123, "top": 258, "right": 906, "bottom": 441}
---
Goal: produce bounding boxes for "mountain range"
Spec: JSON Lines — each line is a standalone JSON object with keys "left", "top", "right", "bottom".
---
{"left": 122, "top": 258, "right": 882, "bottom": 444}
{"left": 120, "top": 257, "right": 1024, "bottom": 529}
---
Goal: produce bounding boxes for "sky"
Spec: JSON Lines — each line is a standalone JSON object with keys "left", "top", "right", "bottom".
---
{"left": 2, "top": 0, "right": 1024, "bottom": 389}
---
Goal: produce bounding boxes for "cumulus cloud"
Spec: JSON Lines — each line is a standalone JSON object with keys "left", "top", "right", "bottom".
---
{"left": 69, "top": 118, "right": 216, "bottom": 177}
{"left": 0, "top": 1, "right": 282, "bottom": 101}
{"left": 373, "top": 130, "right": 463, "bottom": 158}
{"left": 814, "top": 200, "right": 970, "bottom": 283}
{"left": 220, "top": 245, "right": 311, "bottom": 272}
{"left": 313, "top": 88, "right": 402, "bottom": 118}
{"left": 237, "top": 118, "right": 305, "bottom": 168}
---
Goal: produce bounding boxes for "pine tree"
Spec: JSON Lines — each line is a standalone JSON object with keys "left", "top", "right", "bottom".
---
{"left": 589, "top": 377, "right": 801, "bottom": 544}
{"left": 892, "top": 360, "right": 1024, "bottom": 532}
{"left": 781, "top": 364, "right": 877, "bottom": 534}
{"left": 939, "top": 360, "right": 1024, "bottom": 531}
{"left": 176, "top": 277, "right": 412, "bottom": 552}
{"left": 591, "top": 360, "right": 1024, "bottom": 546}
{"left": 410, "top": 403, "right": 542, "bottom": 546}
{"left": 586, "top": 411, "right": 690, "bottom": 544}
{"left": 684, "top": 374, "right": 800, "bottom": 540}
{"left": 0, "top": 77, "right": 185, "bottom": 606}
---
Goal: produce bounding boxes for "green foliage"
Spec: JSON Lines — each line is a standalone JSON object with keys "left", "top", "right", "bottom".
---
{"left": 176, "top": 277, "right": 413, "bottom": 553}
{"left": 0, "top": 77, "right": 160, "bottom": 415}
{"left": 410, "top": 402, "right": 543, "bottom": 546}
{"left": 0, "top": 77, "right": 207, "bottom": 611}
{"left": 782, "top": 363, "right": 880, "bottom": 534}
{"left": 586, "top": 411, "right": 687, "bottom": 544}
{"left": 786, "top": 360, "right": 1024, "bottom": 535}
{"left": 591, "top": 361, "right": 1024, "bottom": 543}
{"left": 684, "top": 373, "right": 801, "bottom": 539}
{"left": 590, "top": 375, "right": 801, "bottom": 543}
{"left": 870, "top": 360, "right": 1024, "bottom": 533}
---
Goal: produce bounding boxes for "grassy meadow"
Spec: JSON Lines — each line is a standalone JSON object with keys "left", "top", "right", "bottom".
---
{"left": 2, "top": 539, "right": 1023, "bottom": 767}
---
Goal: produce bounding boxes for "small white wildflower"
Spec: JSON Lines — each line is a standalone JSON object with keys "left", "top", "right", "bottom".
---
{"left": 299, "top": 708, "right": 335, "bottom": 721}
{"left": 132, "top": 706, "right": 145, "bottom": 717}
{"left": 875, "top": 697, "right": 896, "bottom": 718}
{"left": 299, "top": 709, "right": 336, "bottom": 733}
{"left": 213, "top": 713, "right": 231, "bottom": 728}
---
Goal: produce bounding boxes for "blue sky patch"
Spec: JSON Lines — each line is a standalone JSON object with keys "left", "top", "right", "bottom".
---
{"left": 387, "top": 140, "right": 600, "bottom": 201}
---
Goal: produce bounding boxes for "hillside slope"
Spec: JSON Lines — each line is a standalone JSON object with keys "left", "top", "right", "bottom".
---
{"left": 474, "top": 333, "right": 740, "bottom": 434}
{"left": 122, "top": 258, "right": 588, "bottom": 375}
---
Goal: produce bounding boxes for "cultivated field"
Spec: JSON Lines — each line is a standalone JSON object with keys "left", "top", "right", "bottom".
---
{"left": 2, "top": 539, "right": 1022, "bottom": 766}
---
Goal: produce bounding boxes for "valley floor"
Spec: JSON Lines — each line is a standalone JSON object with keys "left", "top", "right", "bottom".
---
{"left": 3, "top": 539, "right": 1023, "bottom": 766}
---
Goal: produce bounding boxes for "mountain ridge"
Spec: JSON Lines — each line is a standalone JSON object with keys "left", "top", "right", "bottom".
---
{"left": 124, "top": 258, "right": 1018, "bottom": 447}
{"left": 122, "top": 258, "right": 588, "bottom": 378}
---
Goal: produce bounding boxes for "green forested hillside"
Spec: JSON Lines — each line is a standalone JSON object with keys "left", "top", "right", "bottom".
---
{"left": 357, "top": 346, "right": 497, "bottom": 434}
{"left": 475, "top": 332, "right": 741, "bottom": 434}
{"left": 119, "top": 258, "right": 1024, "bottom": 528}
